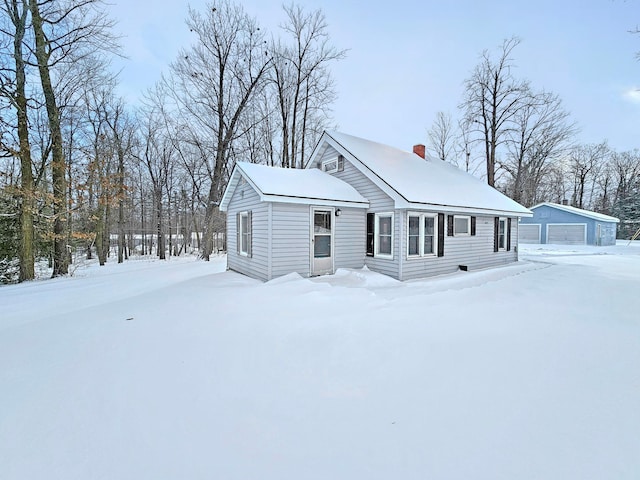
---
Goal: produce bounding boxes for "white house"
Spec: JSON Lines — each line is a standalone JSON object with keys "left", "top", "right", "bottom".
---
{"left": 219, "top": 131, "right": 532, "bottom": 281}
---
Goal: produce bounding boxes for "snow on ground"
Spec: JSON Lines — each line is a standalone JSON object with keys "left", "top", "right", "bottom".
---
{"left": 1, "top": 244, "right": 639, "bottom": 479}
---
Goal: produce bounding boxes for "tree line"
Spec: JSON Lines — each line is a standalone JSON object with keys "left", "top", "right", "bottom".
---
{"left": 0, "top": 0, "right": 344, "bottom": 283}
{"left": 428, "top": 37, "right": 640, "bottom": 239}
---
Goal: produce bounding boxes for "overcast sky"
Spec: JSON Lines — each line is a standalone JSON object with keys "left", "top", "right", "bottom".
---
{"left": 107, "top": 0, "right": 640, "bottom": 154}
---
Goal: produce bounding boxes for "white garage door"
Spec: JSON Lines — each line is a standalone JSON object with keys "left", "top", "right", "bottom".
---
{"left": 547, "top": 224, "right": 586, "bottom": 245}
{"left": 519, "top": 224, "right": 541, "bottom": 243}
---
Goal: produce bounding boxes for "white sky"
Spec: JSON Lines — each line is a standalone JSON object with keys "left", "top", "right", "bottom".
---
{"left": 107, "top": 0, "right": 640, "bottom": 153}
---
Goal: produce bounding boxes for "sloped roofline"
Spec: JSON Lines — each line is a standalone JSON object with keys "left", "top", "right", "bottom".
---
{"left": 530, "top": 202, "right": 620, "bottom": 223}
{"left": 307, "top": 131, "right": 532, "bottom": 217}
{"left": 312, "top": 131, "right": 409, "bottom": 206}
{"left": 219, "top": 161, "right": 369, "bottom": 211}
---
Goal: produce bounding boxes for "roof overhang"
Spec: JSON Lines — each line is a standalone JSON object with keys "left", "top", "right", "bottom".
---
{"left": 529, "top": 202, "right": 620, "bottom": 223}
{"left": 403, "top": 201, "right": 533, "bottom": 217}
{"left": 262, "top": 194, "right": 368, "bottom": 208}
{"left": 220, "top": 161, "right": 370, "bottom": 212}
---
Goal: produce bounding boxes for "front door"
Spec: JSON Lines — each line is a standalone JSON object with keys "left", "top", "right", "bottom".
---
{"left": 311, "top": 208, "right": 333, "bottom": 275}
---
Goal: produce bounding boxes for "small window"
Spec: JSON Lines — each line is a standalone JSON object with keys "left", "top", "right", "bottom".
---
{"left": 453, "top": 215, "right": 470, "bottom": 236}
{"left": 497, "top": 218, "right": 507, "bottom": 250}
{"left": 322, "top": 157, "right": 338, "bottom": 173}
{"left": 238, "top": 211, "right": 251, "bottom": 256}
{"left": 374, "top": 213, "right": 394, "bottom": 258}
{"left": 407, "top": 212, "right": 437, "bottom": 257}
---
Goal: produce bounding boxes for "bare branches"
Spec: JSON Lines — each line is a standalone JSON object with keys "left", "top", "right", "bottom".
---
{"left": 273, "top": 4, "right": 346, "bottom": 168}
{"left": 501, "top": 89, "right": 577, "bottom": 205}
{"left": 427, "top": 111, "right": 455, "bottom": 163}
{"left": 166, "top": 0, "right": 272, "bottom": 260}
{"left": 461, "top": 36, "right": 529, "bottom": 186}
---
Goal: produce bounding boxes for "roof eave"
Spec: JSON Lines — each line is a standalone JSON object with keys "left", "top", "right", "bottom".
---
{"left": 263, "top": 193, "right": 369, "bottom": 208}
{"left": 531, "top": 202, "right": 619, "bottom": 223}
{"left": 218, "top": 165, "right": 240, "bottom": 212}
{"left": 401, "top": 200, "right": 532, "bottom": 217}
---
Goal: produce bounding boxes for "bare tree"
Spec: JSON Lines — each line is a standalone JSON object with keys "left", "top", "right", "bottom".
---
{"left": 167, "top": 0, "right": 271, "bottom": 260}
{"left": 461, "top": 37, "right": 528, "bottom": 187}
{"left": 135, "top": 102, "right": 177, "bottom": 260}
{"left": 501, "top": 89, "right": 576, "bottom": 206}
{"left": 271, "top": 4, "right": 345, "bottom": 168}
{"left": 28, "top": 0, "right": 118, "bottom": 276}
{"left": 611, "top": 149, "right": 640, "bottom": 206}
{"left": 104, "top": 99, "right": 134, "bottom": 263}
{"left": 427, "top": 111, "right": 455, "bottom": 162}
{"left": 568, "top": 142, "right": 609, "bottom": 209}
{"left": 0, "top": 0, "right": 35, "bottom": 281}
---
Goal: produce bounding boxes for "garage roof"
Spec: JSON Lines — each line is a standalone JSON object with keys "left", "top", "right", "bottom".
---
{"left": 530, "top": 202, "right": 620, "bottom": 223}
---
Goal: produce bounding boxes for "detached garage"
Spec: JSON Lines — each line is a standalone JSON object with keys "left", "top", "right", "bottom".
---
{"left": 520, "top": 202, "right": 619, "bottom": 246}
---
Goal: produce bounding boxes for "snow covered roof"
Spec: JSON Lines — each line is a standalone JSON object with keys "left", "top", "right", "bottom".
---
{"left": 317, "top": 131, "right": 532, "bottom": 216}
{"left": 219, "top": 161, "right": 369, "bottom": 211}
{"left": 530, "top": 202, "right": 620, "bottom": 223}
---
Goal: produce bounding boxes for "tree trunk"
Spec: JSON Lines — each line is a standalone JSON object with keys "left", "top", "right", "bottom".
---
{"left": 12, "top": 0, "right": 35, "bottom": 281}
{"left": 95, "top": 211, "right": 106, "bottom": 265}
{"left": 30, "top": 0, "right": 68, "bottom": 277}
{"left": 155, "top": 189, "right": 165, "bottom": 260}
{"left": 117, "top": 149, "right": 125, "bottom": 263}
{"left": 200, "top": 150, "right": 226, "bottom": 260}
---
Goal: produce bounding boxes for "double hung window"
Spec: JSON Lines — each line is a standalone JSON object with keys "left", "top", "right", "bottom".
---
{"left": 497, "top": 218, "right": 507, "bottom": 250}
{"left": 238, "top": 211, "right": 252, "bottom": 257}
{"left": 407, "top": 213, "right": 437, "bottom": 257}
{"left": 367, "top": 212, "right": 394, "bottom": 258}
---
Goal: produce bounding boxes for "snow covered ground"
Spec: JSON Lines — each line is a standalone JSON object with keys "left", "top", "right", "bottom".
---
{"left": 1, "top": 244, "right": 639, "bottom": 479}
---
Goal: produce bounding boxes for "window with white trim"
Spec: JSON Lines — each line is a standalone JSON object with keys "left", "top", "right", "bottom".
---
{"left": 322, "top": 157, "right": 338, "bottom": 173}
{"left": 374, "top": 212, "right": 394, "bottom": 258}
{"left": 238, "top": 211, "right": 251, "bottom": 256}
{"left": 407, "top": 212, "right": 437, "bottom": 257}
{"left": 453, "top": 215, "right": 471, "bottom": 236}
{"left": 497, "top": 217, "right": 507, "bottom": 250}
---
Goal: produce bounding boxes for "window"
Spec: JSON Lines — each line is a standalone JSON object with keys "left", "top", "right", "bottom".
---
{"left": 366, "top": 213, "right": 375, "bottom": 256}
{"left": 497, "top": 218, "right": 507, "bottom": 250}
{"left": 407, "top": 212, "right": 437, "bottom": 257}
{"left": 370, "top": 212, "right": 393, "bottom": 258}
{"left": 494, "top": 217, "right": 511, "bottom": 252}
{"left": 453, "top": 215, "right": 471, "bottom": 236}
{"left": 322, "top": 158, "right": 337, "bottom": 173}
{"left": 238, "top": 211, "right": 251, "bottom": 257}
{"left": 322, "top": 156, "right": 344, "bottom": 173}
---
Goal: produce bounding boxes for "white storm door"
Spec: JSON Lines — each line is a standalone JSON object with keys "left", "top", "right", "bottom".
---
{"left": 312, "top": 208, "right": 333, "bottom": 275}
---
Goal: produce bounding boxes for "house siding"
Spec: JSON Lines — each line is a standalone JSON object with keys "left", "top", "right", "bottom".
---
{"left": 520, "top": 205, "right": 617, "bottom": 246}
{"left": 270, "top": 203, "right": 367, "bottom": 279}
{"left": 400, "top": 214, "right": 518, "bottom": 281}
{"left": 334, "top": 207, "right": 366, "bottom": 270}
{"left": 270, "top": 203, "right": 312, "bottom": 279}
{"left": 226, "top": 181, "right": 269, "bottom": 281}
{"left": 318, "top": 145, "right": 400, "bottom": 278}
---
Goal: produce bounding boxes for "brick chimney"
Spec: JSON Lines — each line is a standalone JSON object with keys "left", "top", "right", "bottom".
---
{"left": 413, "top": 144, "right": 425, "bottom": 159}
